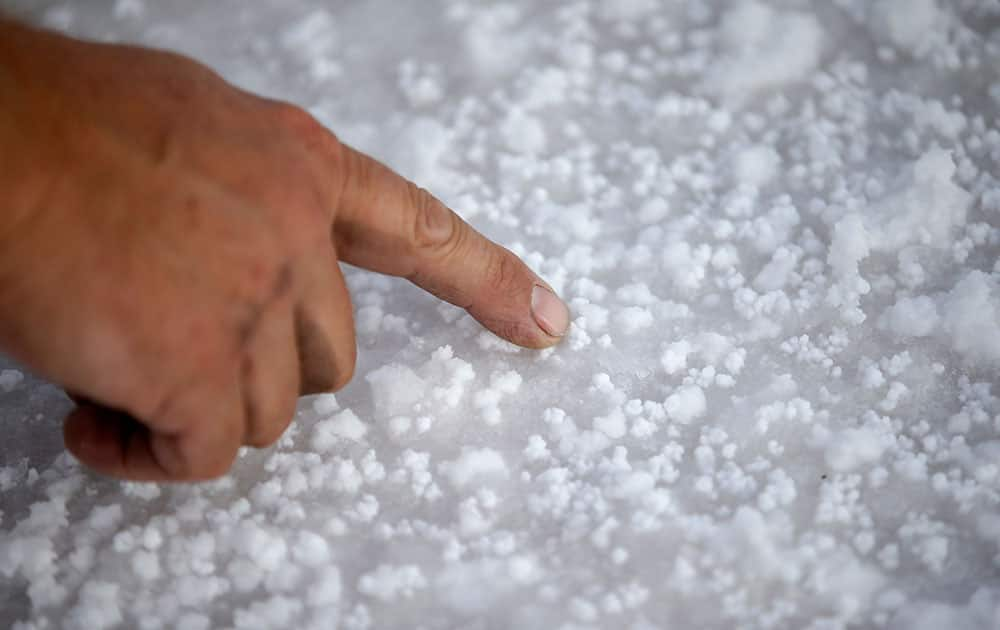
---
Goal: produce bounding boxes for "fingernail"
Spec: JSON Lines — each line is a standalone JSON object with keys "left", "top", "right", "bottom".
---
{"left": 531, "top": 285, "right": 570, "bottom": 337}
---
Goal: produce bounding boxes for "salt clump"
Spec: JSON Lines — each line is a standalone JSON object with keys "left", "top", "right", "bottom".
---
{"left": 870, "top": 0, "right": 947, "bottom": 59}
{"left": 500, "top": 109, "right": 547, "bottom": 155}
{"left": 705, "top": 1, "right": 824, "bottom": 99}
{"left": 665, "top": 385, "right": 707, "bottom": 425}
{"left": 440, "top": 448, "right": 509, "bottom": 489}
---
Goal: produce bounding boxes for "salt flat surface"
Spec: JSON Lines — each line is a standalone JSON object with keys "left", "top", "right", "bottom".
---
{"left": 1, "top": 1, "right": 999, "bottom": 628}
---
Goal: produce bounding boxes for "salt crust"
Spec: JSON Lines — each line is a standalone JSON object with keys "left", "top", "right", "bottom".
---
{"left": 3, "top": 1, "right": 1000, "bottom": 629}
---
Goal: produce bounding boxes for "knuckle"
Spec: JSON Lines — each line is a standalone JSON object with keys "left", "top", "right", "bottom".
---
{"left": 192, "top": 456, "right": 234, "bottom": 481}
{"left": 304, "top": 370, "right": 344, "bottom": 396}
{"left": 272, "top": 102, "right": 341, "bottom": 155}
{"left": 489, "top": 318, "right": 539, "bottom": 347}
{"left": 246, "top": 399, "right": 297, "bottom": 449}
{"left": 156, "top": 444, "right": 197, "bottom": 481}
{"left": 182, "top": 441, "right": 239, "bottom": 480}
{"left": 273, "top": 102, "right": 320, "bottom": 132}
{"left": 154, "top": 432, "right": 236, "bottom": 481}
{"left": 241, "top": 260, "right": 295, "bottom": 329}
{"left": 483, "top": 249, "right": 521, "bottom": 297}
{"left": 246, "top": 418, "right": 289, "bottom": 449}
{"left": 409, "top": 183, "right": 457, "bottom": 253}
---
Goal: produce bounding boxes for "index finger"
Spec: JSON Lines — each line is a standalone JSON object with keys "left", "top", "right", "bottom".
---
{"left": 330, "top": 144, "right": 569, "bottom": 349}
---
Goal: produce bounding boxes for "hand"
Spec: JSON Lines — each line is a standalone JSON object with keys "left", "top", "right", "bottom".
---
{"left": 0, "top": 20, "right": 569, "bottom": 481}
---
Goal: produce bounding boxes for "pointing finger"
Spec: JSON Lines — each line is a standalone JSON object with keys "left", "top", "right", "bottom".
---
{"left": 331, "top": 144, "right": 569, "bottom": 348}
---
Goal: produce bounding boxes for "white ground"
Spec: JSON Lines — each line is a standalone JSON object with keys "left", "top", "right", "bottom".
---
{"left": 1, "top": 1, "right": 999, "bottom": 628}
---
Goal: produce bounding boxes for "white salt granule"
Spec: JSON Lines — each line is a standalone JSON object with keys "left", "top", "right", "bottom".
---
{"left": 474, "top": 370, "right": 523, "bottom": 425}
{"left": 575, "top": 302, "right": 609, "bottom": 332}
{"left": 880, "top": 295, "right": 940, "bottom": 337}
{"left": 310, "top": 409, "right": 365, "bottom": 451}
{"left": 291, "top": 531, "right": 331, "bottom": 568}
{"left": 234, "top": 596, "right": 302, "bottom": 629}
{"left": 0, "top": 369, "right": 24, "bottom": 393}
{"left": 518, "top": 67, "right": 570, "bottom": 109}
{"left": 733, "top": 145, "right": 781, "bottom": 187}
{"left": 507, "top": 555, "right": 542, "bottom": 584}
{"left": 131, "top": 550, "right": 160, "bottom": 581}
{"left": 307, "top": 566, "right": 342, "bottom": 608}
{"left": 2, "top": 3, "right": 999, "bottom": 629}
{"left": 111, "top": 0, "right": 144, "bottom": 20}
{"left": 500, "top": 109, "right": 547, "bottom": 155}
{"left": 753, "top": 246, "right": 802, "bottom": 292}
{"left": 524, "top": 435, "right": 550, "bottom": 461}
{"left": 280, "top": 10, "right": 336, "bottom": 54}
{"left": 598, "top": 0, "right": 656, "bottom": 22}
{"left": 829, "top": 148, "right": 970, "bottom": 323}
{"left": 358, "top": 564, "right": 428, "bottom": 602}
{"left": 441, "top": 448, "right": 509, "bottom": 488}
{"left": 400, "top": 73, "right": 444, "bottom": 108}
{"left": 637, "top": 198, "right": 669, "bottom": 224}
{"left": 615, "top": 307, "right": 653, "bottom": 335}
{"left": 87, "top": 504, "right": 123, "bottom": 533}
{"left": 939, "top": 271, "right": 1000, "bottom": 366}
{"left": 490, "top": 370, "right": 523, "bottom": 394}
{"left": 421, "top": 346, "right": 476, "bottom": 408}
{"left": 386, "top": 415, "right": 412, "bottom": 439}
{"left": 916, "top": 535, "right": 949, "bottom": 573}
{"left": 40, "top": 6, "right": 74, "bottom": 30}
{"left": 176, "top": 613, "right": 211, "bottom": 630}
{"left": 705, "top": 1, "right": 824, "bottom": 99}
{"left": 594, "top": 409, "right": 627, "bottom": 439}
{"left": 327, "top": 409, "right": 367, "bottom": 442}
{"left": 615, "top": 283, "right": 658, "bottom": 306}
{"left": 880, "top": 382, "right": 909, "bottom": 412}
{"left": 457, "top": 496, "right": 493, "bottom": 537}
{"left": 662, "top": 241, "right": 711, "bottom": 291}
{"left": 870, "top": 0, "right": 945, "bottom": 58}
{"left": 889, "top": 587, "right": 1000, "bottom": 630}
{"left": 826, "top": 427, "right": 887, "bottom": 472}
{"left": 859, "top": 360, "right": 886, "bottom": 389}
{"left": 365, "top": 364, "right": 426, "bottom": 418}
{"left": 387, "top": 117, "right": 451, "bottom": 189}
{"left": 310, "top": 393, "right": 339, "bottom": 415}
{"left": 65, "top": 582, "right": 122, "bottom": 630}
{"left": 665, "top": 385, "right": 707, "bottom": 424}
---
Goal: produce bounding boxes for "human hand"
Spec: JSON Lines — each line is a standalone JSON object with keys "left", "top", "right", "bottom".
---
{"left": 0, "top": 20, "right": 569, "bottom": 481}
